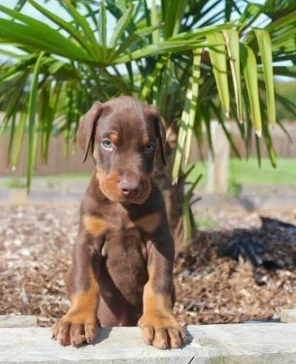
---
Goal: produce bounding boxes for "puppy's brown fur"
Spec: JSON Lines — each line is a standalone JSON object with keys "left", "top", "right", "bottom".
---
{"left": 52, "top": 96, "right": 185, "bottom": 349}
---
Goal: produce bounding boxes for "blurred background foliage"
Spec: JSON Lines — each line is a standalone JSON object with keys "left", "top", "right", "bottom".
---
{"left": 0, "top": 0, "right": 296, "bottom": 241}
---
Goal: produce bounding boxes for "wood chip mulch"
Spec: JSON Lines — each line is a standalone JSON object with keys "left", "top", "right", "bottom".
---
{"left": 1, "top": 203, "right": 296, "bottom": 327}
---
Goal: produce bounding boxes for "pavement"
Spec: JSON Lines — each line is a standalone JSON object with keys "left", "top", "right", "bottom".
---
{"left": 1, "top": 315, "right": 296, "bottom": 363}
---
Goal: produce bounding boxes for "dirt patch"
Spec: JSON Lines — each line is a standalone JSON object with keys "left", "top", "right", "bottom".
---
{"left": 1, "top": 203, "right": 296, "bottom": 327}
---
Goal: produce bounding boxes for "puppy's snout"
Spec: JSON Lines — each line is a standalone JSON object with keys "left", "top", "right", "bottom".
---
{"left": 119, "top": 178, "right": 140, "bottom": 196}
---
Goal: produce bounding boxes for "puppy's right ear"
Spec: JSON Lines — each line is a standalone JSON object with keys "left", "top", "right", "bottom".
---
{"left": 77, "top": 102, "right": 103, "bottom": 163}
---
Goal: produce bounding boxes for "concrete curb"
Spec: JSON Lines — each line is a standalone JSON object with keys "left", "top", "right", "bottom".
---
{"left": 0, "top": 315, "right": 37, "bottom": 328}
{"left": 1, "top": 320, "right": 296, "bottom": 363}
{"left": 280, "top": 309, "right": 296, "bottom": 323}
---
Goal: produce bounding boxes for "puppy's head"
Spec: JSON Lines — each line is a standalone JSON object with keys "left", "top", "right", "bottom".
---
{"left": 77, "top": 96, "right": 166, "bottom": 204}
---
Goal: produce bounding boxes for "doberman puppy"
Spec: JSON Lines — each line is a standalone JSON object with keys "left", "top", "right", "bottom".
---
{"left": 52, "top": 96, "right": 185, "bottom": 349}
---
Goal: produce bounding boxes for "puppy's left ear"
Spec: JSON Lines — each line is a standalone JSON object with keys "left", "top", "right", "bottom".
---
{"left": 77, "top": 102, "right": 103, "bottom": 163}
{"left": 147, "top": 106, "right": 167, "bottom": 166}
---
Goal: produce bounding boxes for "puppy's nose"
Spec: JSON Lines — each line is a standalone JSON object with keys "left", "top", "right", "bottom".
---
{"left": 119, "top": 178, "right": 140, "bottom": 196}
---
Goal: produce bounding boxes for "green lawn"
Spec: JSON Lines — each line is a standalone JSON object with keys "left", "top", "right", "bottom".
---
{"left": 2, "top": 158, "right": 296, "bottom": 190}
{"left": 229, "top": 158, "right": 296, "bottom": 185}
{"left": 187, "top": 158, "right": 296, "bottom": 186}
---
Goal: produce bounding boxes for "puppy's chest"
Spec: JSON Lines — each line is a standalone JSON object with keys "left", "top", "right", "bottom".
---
{"left": 100, "top": 212, "right": 155, "bottom": 259}
{"left": 93, "top": 203, "right": 162, "bottom": 236}
{"left": 101, "top": 209, "right": 160, "bottom": 261}
{"left": 101, "top": 227, "right": 147, "bottom": 262}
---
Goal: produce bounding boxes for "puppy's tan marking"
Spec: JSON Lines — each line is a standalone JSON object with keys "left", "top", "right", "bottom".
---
{"left": 83, "top": 215, "right": 109, "bottom": 237}
{"left": 65, "top": 270, "right": 99, "bottom": 322}
{"left": 52, "top": 269, "right": 100, "bottom": 346}
{"left": 142, "top": 134, "right": 149, "bottom": 145}
{"left": 134, "top": 212, "right": 161, "bottom": 233}
{"left": 96, "top": 166, "right": 105, "bottom": 181}
{"left": 139, "top": 266, "right": 185, "bottom": 349}
{"left": 143, "top": 265, "right": 172, "bottom": 311}
{"left": 96, "top": 167, "right": 123, "bottom": 202}
{"left": 65, "top": 271, "right": 99, "bottom": 322}
{"left": 109, "top": 132, "right": 119, "bottom": 144}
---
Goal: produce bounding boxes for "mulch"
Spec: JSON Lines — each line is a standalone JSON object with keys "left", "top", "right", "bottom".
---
{"left": 1, "top": 203, "right": 296, "bottom": 327}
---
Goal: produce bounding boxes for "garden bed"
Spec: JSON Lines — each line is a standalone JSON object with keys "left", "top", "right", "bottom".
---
{"left": 1, "top": 203, "right": 296, "bottom": 327}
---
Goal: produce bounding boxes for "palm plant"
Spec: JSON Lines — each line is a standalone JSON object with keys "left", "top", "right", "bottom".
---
{"left": 0, "top": 0, "right": 296, "bottom": 241}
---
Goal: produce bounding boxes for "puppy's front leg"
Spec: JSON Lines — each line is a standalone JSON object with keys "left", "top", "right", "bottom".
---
{"left": 52, "top": 215, "right": 106, "bottom": 347}
{"left": 139, "top": 228, "right": 186, "bottom": 349}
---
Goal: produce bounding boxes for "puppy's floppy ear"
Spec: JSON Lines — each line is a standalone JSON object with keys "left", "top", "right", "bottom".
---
{"left": 148, "top": 106, "right": 167, "bottom": 166}
{"left": 77, "top": 102, "right": 103, "bottom": 163}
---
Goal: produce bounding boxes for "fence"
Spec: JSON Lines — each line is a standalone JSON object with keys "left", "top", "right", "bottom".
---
{"left": 0, "top": 121, "right": 295, "bottom": 177}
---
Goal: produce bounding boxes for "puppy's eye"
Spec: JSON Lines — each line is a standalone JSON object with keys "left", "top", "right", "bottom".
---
{"left": 144, "top": 142, "right": 155, "bottom": 155}
{"left": 102, "top": 139, "right": 113, "bottom": 149}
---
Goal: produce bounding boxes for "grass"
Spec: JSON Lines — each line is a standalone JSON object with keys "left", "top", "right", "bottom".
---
{"left": 1, "top": 174, "right": 89, "bottom": 190}
{"left": 39, "top": 174, "right": 89, "bottom": 180}
{"left": 2, "top": 158, "right": 296, "bottom": 191}
{"left": 3, "top": 177, "right": 27, "bottom": 189}
{"left": 229, "top": 158, "right": 296, "bottom": 185}
{"left": 186, "top": 158, "right": 296, "bottom": 187}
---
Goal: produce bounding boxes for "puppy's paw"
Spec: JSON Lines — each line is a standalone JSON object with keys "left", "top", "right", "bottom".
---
{"left": 52, "top": 314, "right": 99, "bottom": 347}
{"left": 139, "top": 311, "right": 186, "bottom": 349}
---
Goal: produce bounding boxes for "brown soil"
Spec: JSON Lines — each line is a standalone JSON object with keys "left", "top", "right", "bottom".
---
{"left": 1, "top": 203, "right": 296, "bottom": 327}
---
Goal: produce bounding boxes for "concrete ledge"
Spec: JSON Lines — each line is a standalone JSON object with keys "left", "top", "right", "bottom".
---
{"left": 1, "top": 322, "right": 296, "bottom": 363}
{"left": 0, "top": 315, "right": 37, "bottom": 328}
{"left": 281, "top": 309, "right": 296, "bottom": 323}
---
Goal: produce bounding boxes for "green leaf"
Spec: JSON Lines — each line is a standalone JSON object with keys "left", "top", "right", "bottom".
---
{"left": 238, "top": 3, "right": 262, "bottom": 32}
{"left": 183, "top": 175, "right": 202, "bottom": 243}
{"left": 0, "top": 55, "right": 36, "bottom": 83}
{"left": 210, "top": 101, "right": 241, "bottom": 158}
{"left": 14, "top": 0, "right": 26, "bottom": 12}
{"left": 207, "top": 32, "right": 230, "bottom": 118}
{"left": 7, "top": 113, "right": 16, "bottom": 166}
{"left": 254, "top": 30, "right": 276, "bottom": 125}
{"left": 223, "top": 30, "right": 243, "bottom": 122}
{"left": 267, "top": 9, "right": 296, "bottom": 32}
{"left": 63, "top": 0, "right": 104, "bottom": 60}
{"left": 98, "top": 0, "right": 107, "bottom": 55}
{"left": 184, "top": 50, "right": 202, "bottom": 165}
{"left": 263, "top": 123, "right": 277, "bottom": 168}
{"left": 172, "top": 23, "right": 234, "bottom": 41}
{"left": 259, "top": 95, "right": 277, "bottom": 167}
{"left": 150, "top": 0, "right": 160, "bottom": 43}
{"left": 140, "top": 56, "right": 167, "bottom": 100}
{"left": 27, "top": 52, "right": 44, "bottom": 193}
{"left": 27, "top": 0, "right": 98, "bottom": 59}
{"left": 255, "top": 134, "right": 262, "bottom": 168}
{"left": 11, "top": 109, "right": 27, "bottom": 168}
{"left": 39, "top": 81, "right": 63, "bottom": 162}
{"left": 172, "top": 49, "right": 201, "bottom": 184}
{"left": 0, "top": 72, "right": 28, "bottom": 136}
{"left": 193, "top": 112, "right": 204, "bottom": 160}
{"left": 115, "top": 23, "right": 163, "bottom": 57}
{"left": 39, "top": 83, "right": 51, "bottom": 162}
{"left": 203, "top": 104, "right": 214, "bottom": 156}
{"left": 162, "top": 0, "right": 187, "bottom": 38}
{"left": 269, "top": 66, "right": 296, "bottom": 78}
{"left": 0, "top": 18, "right": 92, "bottom": 62}
{"left": 240, "top": 43, "right": 262, "bottom": 136}
{"left": 185, "top": 172, "right": 203, "bottom": 199}
{"left": 109, "top": 3, "right": 134, "bottom": 48}
{"left": 114, "top": 38, "right": 204, "bottom": 64}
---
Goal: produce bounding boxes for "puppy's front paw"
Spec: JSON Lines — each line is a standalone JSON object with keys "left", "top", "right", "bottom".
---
{"left": 139, "top": 311, "right": 185, "bottom": 349}
{"left": 52, "top": 313, "right": 99, "bottom": 347}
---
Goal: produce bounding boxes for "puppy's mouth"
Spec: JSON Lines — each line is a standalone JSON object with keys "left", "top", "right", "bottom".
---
{"left": 120, "top": 188, "right": 151, "bottom": 205}
{"left": 96, "top": 169, "right": 151, "bottom": 204}
{"left": 102, "top": 185, "right": 151, "bottom": 205}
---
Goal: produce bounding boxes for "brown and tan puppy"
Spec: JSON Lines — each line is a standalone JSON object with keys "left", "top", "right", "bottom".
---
{"left": 52, "top": 96, "right": 185, "bottom": 349}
